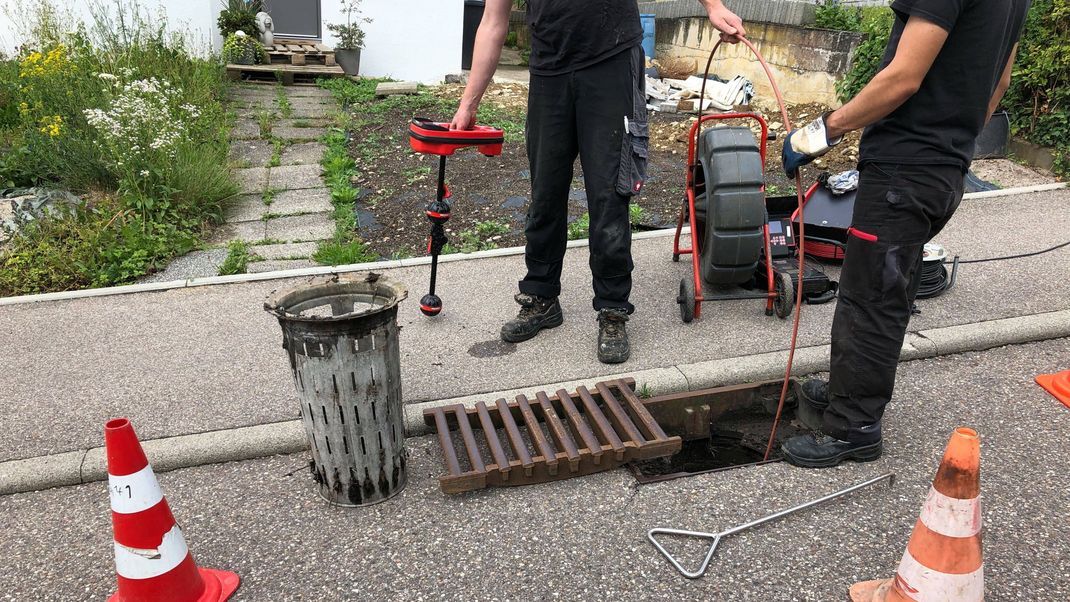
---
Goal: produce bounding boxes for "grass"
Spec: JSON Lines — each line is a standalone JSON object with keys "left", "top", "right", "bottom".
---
{"left": 262, "top": 187, "right": 281, "bottom": 206}
{"left": 218, "top": 240, "right": 257, "bottom": 275}
{"left": 268, "top": 138, "right": 284, "bottom": 167}
{"left": 255, "top": 108, "right": 274, "bottom": 138}
{"left": 312, "top": 125, "right": 377, "bottom": 265}
{"left": 443, "top": 220, "right": 510, "bottom": 254}
{"left": 275, "top": 85, "right": 292, "bottom": 119}
{"left": 636, "top": 383, "right": 653, "bottom": 399}
{"left": 567, "top": 205, "right": 647, "bottom": 241}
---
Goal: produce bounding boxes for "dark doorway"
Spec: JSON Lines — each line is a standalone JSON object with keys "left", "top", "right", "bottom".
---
{"left": 264, "top": 0, "right": 321, "bottom": 39}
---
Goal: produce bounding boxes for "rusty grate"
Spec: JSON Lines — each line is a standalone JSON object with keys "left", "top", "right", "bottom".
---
{"left": 424, "top": 378, "right": 682, "bottom": 493}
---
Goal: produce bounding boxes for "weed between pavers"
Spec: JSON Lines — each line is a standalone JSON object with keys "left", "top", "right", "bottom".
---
{"left": 275, "top": 85, "right": 293, "bottom": 119}
{"left": 218, "top": 240, "right": 260, "bottom": 275}
{"left": 313, "top": 120, "right": 376, "bottom": 265}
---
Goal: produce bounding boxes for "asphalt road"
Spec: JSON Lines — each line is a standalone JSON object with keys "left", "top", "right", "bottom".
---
{"left": 1, "top": 189, "right": 1069, "bottom": 462}
{"left": 3, "top": 337, "right": 1068, "bottom": 600}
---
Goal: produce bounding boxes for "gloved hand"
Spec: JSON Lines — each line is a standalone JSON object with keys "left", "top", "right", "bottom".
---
{"left": 782, "top": 113, "right": 843, "bottom": 177}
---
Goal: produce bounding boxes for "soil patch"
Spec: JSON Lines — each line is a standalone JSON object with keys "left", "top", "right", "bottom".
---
{"left": 345, "top": 84, "right": 860, "bottom": 259}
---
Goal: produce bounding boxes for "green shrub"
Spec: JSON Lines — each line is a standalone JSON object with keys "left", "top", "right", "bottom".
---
{"left": 217, "top": 0, "right": 263, "bottom": 38}
{"left": 222, "top": 32, "right": 264, "bottom": 65}
{"left": 836, "top": 7, "right": 895, "bottom": 103}
{"left": 1003, "top": 0, "right": 1070, "bottom": 175}
{"left": 814, "top": 0, "right": 863, "bottom": 31}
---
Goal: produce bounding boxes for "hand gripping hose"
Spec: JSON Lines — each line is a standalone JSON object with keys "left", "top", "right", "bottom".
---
{"left": 697, "top": 37, "right": 807, "bottom": 461}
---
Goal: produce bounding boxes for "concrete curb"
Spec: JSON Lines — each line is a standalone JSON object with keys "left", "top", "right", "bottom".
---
{"left": 0, "top": 183, "right": 1063, "bottom": 308}
{"left": 3, "top": 309, "right": 1068, "bottom": 496}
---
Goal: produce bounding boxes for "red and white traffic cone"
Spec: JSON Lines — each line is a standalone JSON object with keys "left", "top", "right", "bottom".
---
{"left": 105, "top": 418, "right": 240, "bottom": 602}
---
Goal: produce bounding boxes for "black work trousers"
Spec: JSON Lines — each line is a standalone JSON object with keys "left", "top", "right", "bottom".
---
{"left": 519, "top": 45, "right": 648, "bottom": 313}
{"left": 824, "top": 162, "right": 965, "bottom": 443}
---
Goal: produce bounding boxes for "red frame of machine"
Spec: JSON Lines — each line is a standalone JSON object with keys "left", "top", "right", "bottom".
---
{"left": 671, "top": 112, "right": 776, "bottom": 320}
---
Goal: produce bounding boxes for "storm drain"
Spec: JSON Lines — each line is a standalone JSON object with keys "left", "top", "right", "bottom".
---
{"left": 424, "top": 378, "right": 682, "bottom": 494}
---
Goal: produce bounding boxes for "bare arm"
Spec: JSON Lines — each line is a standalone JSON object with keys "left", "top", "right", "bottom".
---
{"left": 450, "top": 0, "right": 511, "bottom": 130}
{"left": 698, "top": 0, "right": 746, "bottom": 42}
{"left": 824, "top": 16, "right": 950, "bottom": 139}
{"left": 987, "top": 44, "right": 1017, "bottom": 123}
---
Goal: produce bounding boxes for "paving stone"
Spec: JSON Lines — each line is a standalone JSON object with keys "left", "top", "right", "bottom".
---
{"left": 278, "top": 142, "right": 324, "bottom": 166}
{"left": 283, "top": 87, "right": 334, "bottom": 98}
{"left": 224, "top": 194, "right": 268, "bottom": 223}
{"left": 264, "top": 212, "right": 334, "bottom": 242}
{"left": 248, "top": 241, "right": 318, "bottom": 260}
{"left": 375, "top": 81, "right": 419, "bottom": 96}
{"left": 229, "top": 140, "right": 274, "bottom": 168}
{"left": 246, "top": 259, "right": 319, "bottom": 273}
{"left": 235, "top": 167, "right": 268, "bottom": 194}
{"left": 206, "top": 220, "right": 266, "bottom": 245}
{"left": 230, "top": 119, "right": 261, "bottom": 140}
{"left": 273, "top": 126, "right": 327, "bottom": 142}
{"left": 138, "top": 249, "right": 229, "bottom": 283}
{"left": 268, "top": 164, "right": 323, "bottom": 190}
{"left": 288, "top": 104, "right": 335, "bottom": 119}
{"left": 267, "top": 188, "right": 333, "bottom": 215}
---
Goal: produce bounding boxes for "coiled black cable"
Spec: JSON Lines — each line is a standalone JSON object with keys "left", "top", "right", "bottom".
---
{"left": 916, "top": 257, "right": 959, "bottom": 299}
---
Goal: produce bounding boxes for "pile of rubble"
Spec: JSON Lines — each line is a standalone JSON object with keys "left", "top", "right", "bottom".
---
{"left": 646, "top": 73, "right": 754, "bottom": 114}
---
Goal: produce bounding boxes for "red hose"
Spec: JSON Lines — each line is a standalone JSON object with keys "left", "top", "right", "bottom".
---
{"left": 698, "top": 38, "right": 807, "bottom": 461}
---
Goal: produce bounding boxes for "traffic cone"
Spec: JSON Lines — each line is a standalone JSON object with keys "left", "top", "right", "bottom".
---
{"left": 105, "top": 418, "right": 240, "bottom": 602}
{"left": 849, "top": 427, "right": 983, "bottom": 602}
{"left": 1036, "top": 370, "right": 1070, "bottom": 408}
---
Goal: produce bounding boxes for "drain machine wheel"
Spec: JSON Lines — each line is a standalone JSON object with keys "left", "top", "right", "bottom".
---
{"left": 679, "top": 277, "right": 696, "bottom": 323}
{"left": 773, "top": 271, "right": 794, "bottom": 319}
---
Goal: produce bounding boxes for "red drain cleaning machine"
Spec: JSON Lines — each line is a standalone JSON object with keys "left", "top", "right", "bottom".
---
{"left": 407, "top": 117, "right": 504, "bottom": 316}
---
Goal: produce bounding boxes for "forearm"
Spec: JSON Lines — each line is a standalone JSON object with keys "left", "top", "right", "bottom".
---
{"left": 825, "top": 68, "right": 919, "bottom": 139}
{"left": 459, "top": 20, "right": 508, "bottom": 113}
{"left": 986, "top": 84, "right": 1009, "bottom": 124}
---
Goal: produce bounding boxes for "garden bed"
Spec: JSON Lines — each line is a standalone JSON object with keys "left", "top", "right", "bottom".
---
{"left": 330, "top": 80, "right": 861, "bottom": 259}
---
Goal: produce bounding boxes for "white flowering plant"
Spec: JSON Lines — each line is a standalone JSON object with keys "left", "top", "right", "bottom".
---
{"left": 84, "top": 76, "right": 201, "bottom": 218}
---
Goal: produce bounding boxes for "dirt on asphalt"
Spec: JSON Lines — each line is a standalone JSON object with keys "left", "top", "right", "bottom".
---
{"left": 346, "top": 83, "right": 862, "bottom": 259}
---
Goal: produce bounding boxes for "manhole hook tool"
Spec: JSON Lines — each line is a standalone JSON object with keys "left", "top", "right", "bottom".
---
{"left": 648, "top": 472, "right": 895, "bottom": 579}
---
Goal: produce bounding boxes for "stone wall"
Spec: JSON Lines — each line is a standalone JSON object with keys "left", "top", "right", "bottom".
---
{"left": 654, "top": 18, "right": 862, "bottom": 106}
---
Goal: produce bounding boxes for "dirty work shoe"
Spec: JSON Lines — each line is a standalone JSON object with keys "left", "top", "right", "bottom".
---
{"left": 795, "top": 378, "right": 829, "bottom": 432}
{"left": 781, "top": 432, "right": 882, "bottom": 468}
{"left": 597, "top": 308, "right": 631, "bottom": 364}
{"left": 500, "top": 294, "right": 564, "bottom": 343}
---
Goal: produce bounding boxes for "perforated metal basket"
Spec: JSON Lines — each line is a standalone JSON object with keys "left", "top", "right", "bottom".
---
{"left": 265, "top": 273, "right": 408, "bottom": 506}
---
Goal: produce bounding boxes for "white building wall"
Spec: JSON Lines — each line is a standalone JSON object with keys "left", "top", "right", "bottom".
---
{"left": 0, "top": 0, "right": 221, "bottom": 55}
{"left": 321, "top": 0, "right": 464, "bottom": 84}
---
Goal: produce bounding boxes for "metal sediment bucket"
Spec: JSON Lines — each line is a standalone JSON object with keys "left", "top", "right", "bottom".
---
{"left": 265, "top": 273, "right": 408, "bottom": 506}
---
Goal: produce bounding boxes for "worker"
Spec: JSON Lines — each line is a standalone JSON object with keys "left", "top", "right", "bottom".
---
{"left": 779, "top": 0, "right": 1031, "bottom": 467}
{"left": 451, "top": 0, "right": 746, "bottom": 364}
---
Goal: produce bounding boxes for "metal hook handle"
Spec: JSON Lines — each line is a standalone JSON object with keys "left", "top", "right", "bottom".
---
{"left": 647, "top": 528, "right": 722, "bottom": 579}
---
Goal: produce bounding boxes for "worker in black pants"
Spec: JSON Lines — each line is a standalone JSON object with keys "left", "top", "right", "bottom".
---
{"left": 451, "top": 0, "right": 746, "bottom": 364}
{"left": 780, "top": 0, "right": 1031, "bottom": 467}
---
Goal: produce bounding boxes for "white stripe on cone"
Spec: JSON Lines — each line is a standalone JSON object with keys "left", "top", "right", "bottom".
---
{"left": 108, "top": 464, "right": 164, "bottom": 515}
{"left": 894, "top": 549, "right": 984, "bottom": 602}
{"left": 114, "top": 524, "right": 190, "bottom": 580}
{"left": 919, "top": 486, "right": 981, "bottom": 539}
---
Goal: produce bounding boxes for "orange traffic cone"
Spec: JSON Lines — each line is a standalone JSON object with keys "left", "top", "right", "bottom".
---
{"left": 105, "top": 418, "right": 240, "bottom": 602}
{"left": 1036, "top": 370, "right": 1070, "bottom": 408}
{"left": 850, "top": 427, "right": 983, "bottom": 602}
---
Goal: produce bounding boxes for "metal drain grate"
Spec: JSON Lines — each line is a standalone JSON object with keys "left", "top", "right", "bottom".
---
{"left": 424, "top": 379, "right": 682, "bottom": 493}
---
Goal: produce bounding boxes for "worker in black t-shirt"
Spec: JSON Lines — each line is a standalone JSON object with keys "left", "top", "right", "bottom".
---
{"left": 780, "top": 0, "right": 1031, "bottom": 467}
{"left": 451, "top": 0, "right": 745, "bottom": 364}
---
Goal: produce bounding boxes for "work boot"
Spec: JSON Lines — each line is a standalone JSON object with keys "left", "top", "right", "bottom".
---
{"left": 597, "top": 308, "right": 630, "bottom": 364}
{"left": 795, "top": 378, "right": 829, "bottom": 432}
{"left": 500, "top": 294, "right": 564, "bottom": 343}
{"left": 781, "top": 432, "right": 882, "bottom": 468}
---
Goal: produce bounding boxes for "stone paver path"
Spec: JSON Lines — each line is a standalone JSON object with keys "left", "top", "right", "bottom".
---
{"left": 219, "top": 84, "right": 340, "bottom": 273}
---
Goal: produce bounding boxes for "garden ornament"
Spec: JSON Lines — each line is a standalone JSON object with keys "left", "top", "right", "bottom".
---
{"left": 255, "top": 12, "right": 274, "bottom": 46}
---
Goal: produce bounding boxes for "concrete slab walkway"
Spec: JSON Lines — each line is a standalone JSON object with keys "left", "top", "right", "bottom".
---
{"left": 2, "top": 338, "right": 1068, "bottom": 600}
{"left": 1, "top": 189, "right": 1068, "bottom": 463}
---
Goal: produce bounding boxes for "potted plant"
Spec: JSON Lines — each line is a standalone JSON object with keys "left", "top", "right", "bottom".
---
{"left": 218, "top": 0, "right": 264, "bottom": 38}
{"left": 223, "top": 31, "right": 264, "bottom": 65}
{"left": 327, "top": 0, "right": 372, "bottom": 76}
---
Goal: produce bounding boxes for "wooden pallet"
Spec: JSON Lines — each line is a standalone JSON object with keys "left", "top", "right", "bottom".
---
{"left": 264, "top": 41, "right": 336, "bottom": 66}
{"left": 225, "top": 62, "right": 345, "bottom": 86}
{"left": 424, "top": 378, "right": 682, "bottom": 494}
